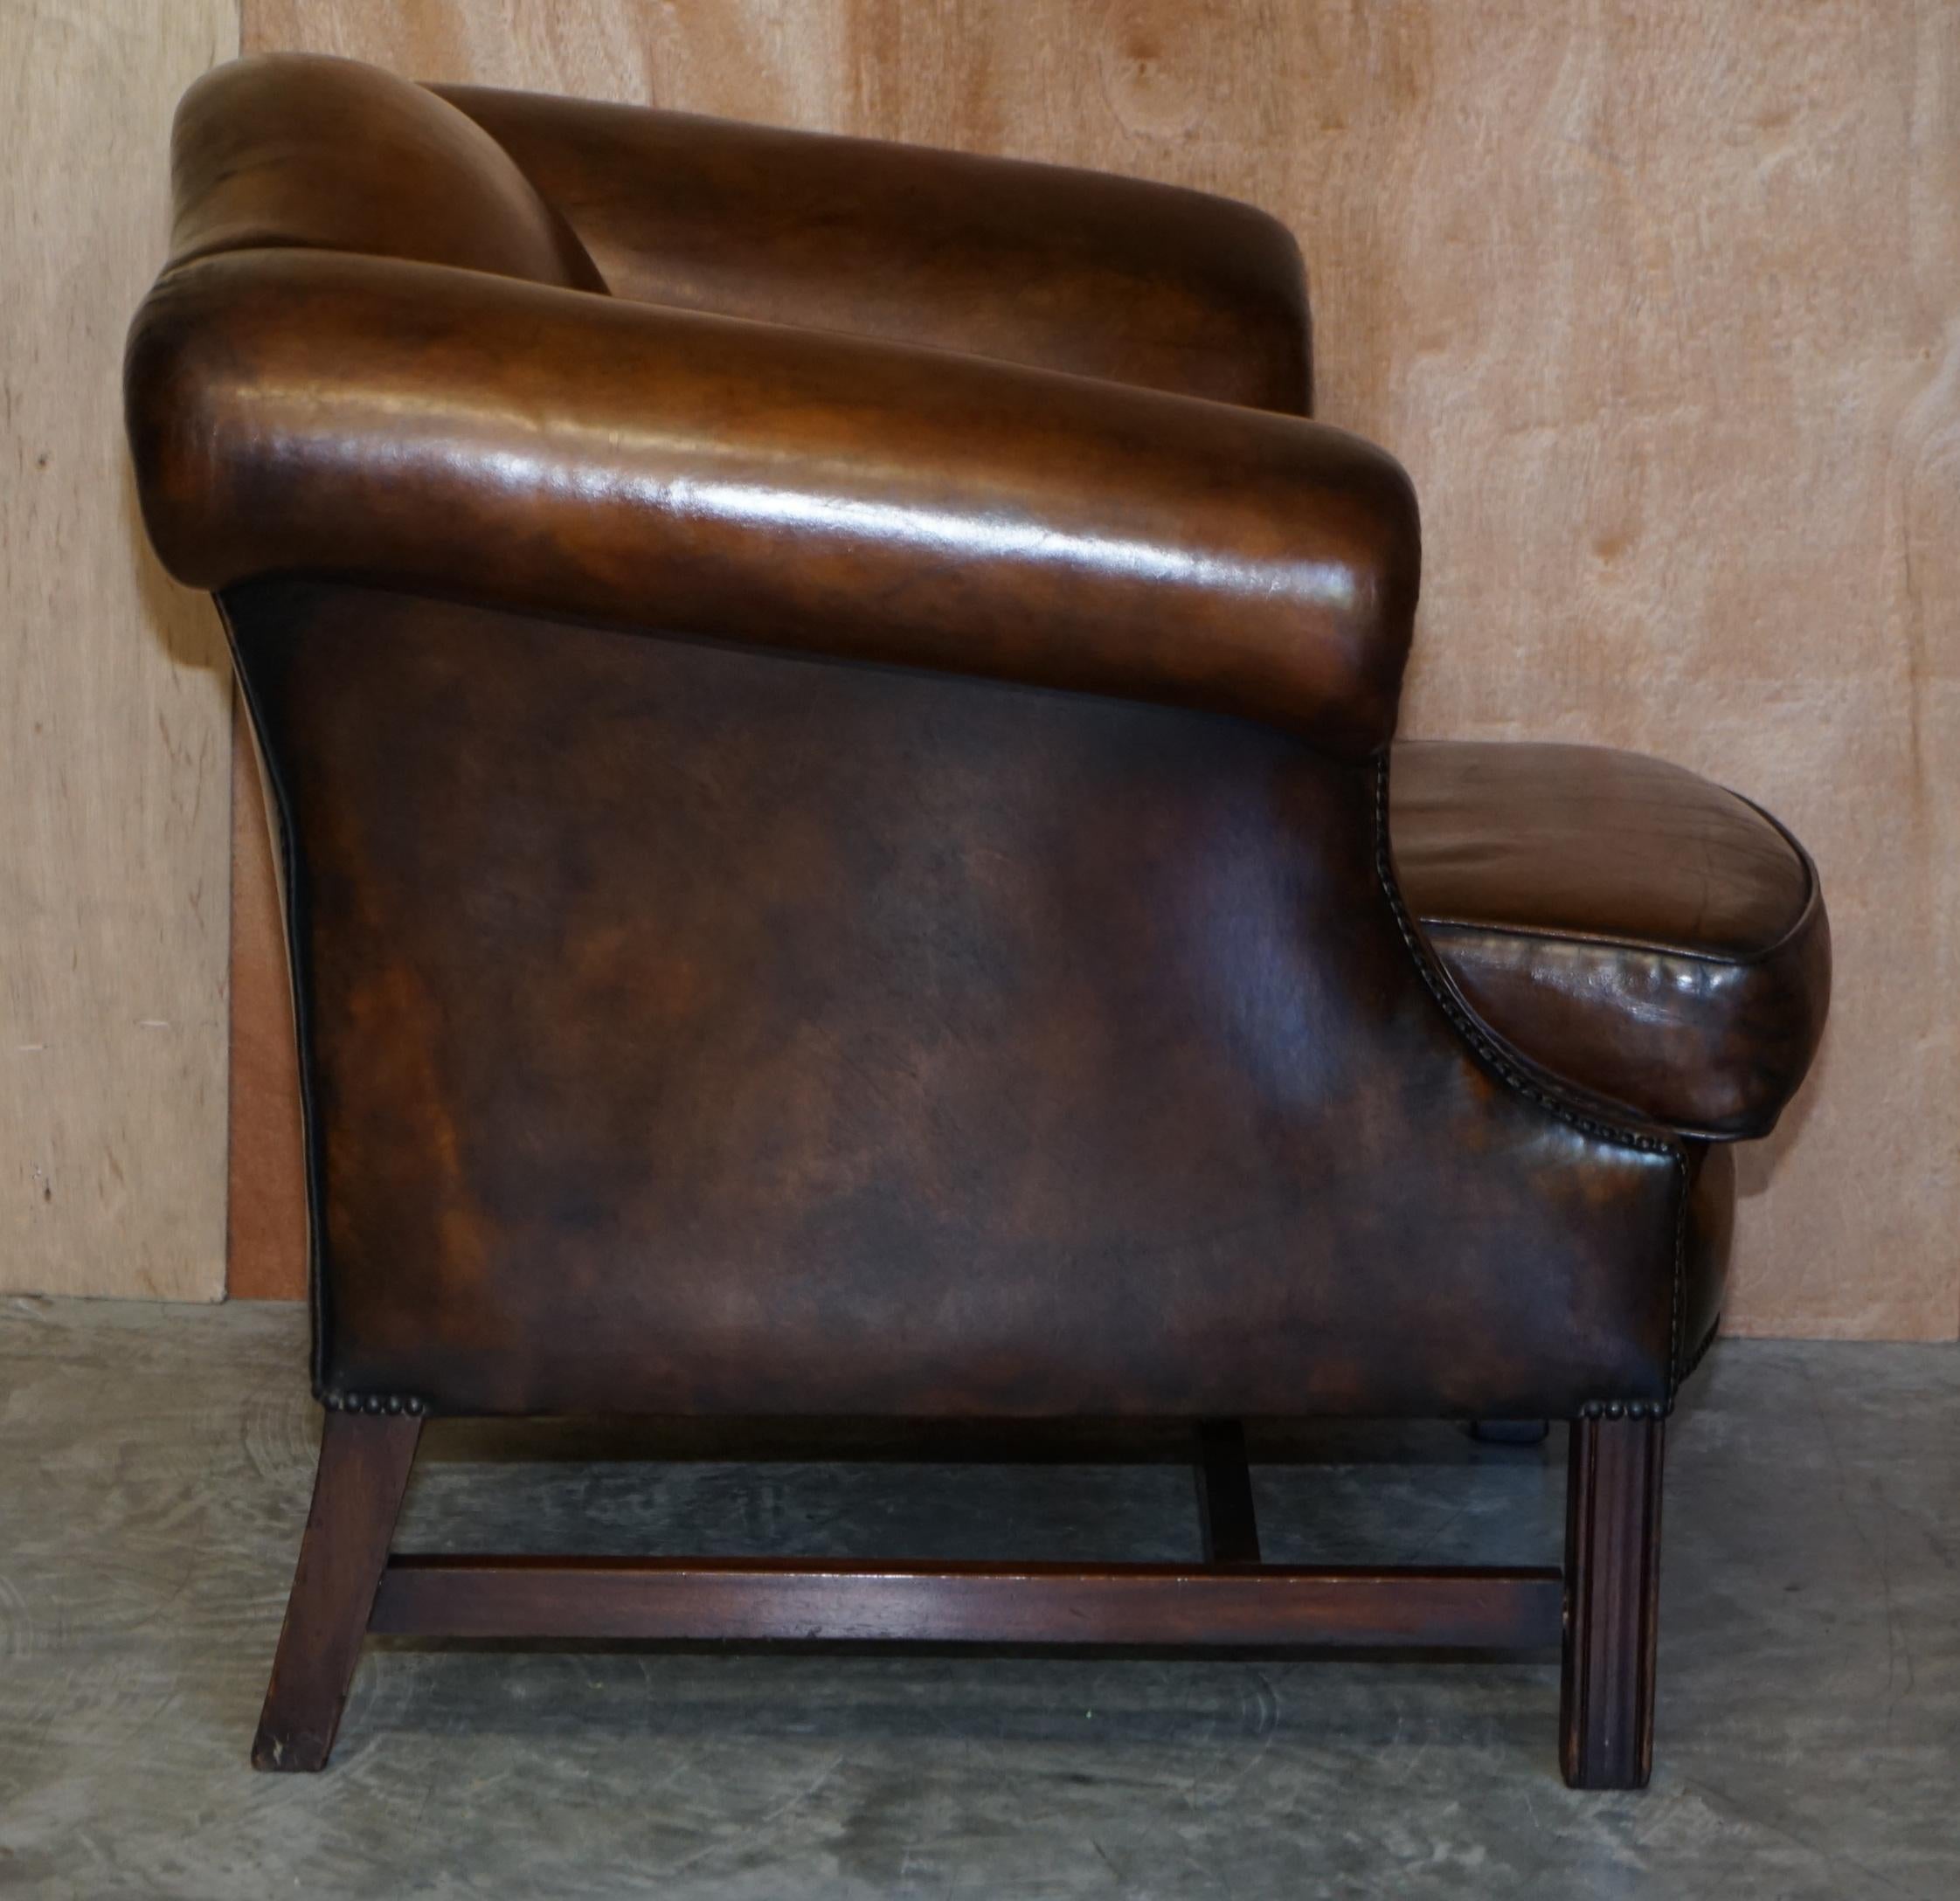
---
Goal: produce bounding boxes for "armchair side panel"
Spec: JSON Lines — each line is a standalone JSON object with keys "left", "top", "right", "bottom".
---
{"left": 228, "top": 577, "right": 1686, "bottom": 1421}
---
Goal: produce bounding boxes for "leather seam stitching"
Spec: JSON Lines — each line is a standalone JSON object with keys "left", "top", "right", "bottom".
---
{"left": 1416, "top": 915, "right": 1777, "bottom": 971}
{"left": 1727, "top": 789, "right": 1826, "bottom": 964}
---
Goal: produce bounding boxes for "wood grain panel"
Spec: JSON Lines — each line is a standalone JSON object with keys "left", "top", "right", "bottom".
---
{"left": 2, "top": 0, "right": 238, "bottom": 1299}
{"left": 368, "top": 1557, "right": 1567, "bottom": 1650}
{"left": 234, "top": 0, "right": 1959, "bottom": 1339}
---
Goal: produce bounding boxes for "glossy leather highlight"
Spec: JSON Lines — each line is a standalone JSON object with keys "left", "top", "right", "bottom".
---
{"left": 128, "top": 248, "right": 1416, "bottom": 759}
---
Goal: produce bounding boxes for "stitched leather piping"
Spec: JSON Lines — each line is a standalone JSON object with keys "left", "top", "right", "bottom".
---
{"left": 1370, "top": 752, "right": 1693, "bottom": 1414}
{"left": 1674, "top": 1311, "right": 1721, "bottom": 1392}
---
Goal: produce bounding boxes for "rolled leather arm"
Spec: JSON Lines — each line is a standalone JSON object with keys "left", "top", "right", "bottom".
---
{"left": 127, "top": 249, "right": 1419, "bottom": 757}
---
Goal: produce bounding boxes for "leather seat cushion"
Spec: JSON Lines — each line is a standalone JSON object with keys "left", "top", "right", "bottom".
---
{"left": 1390, "top": 741, "right": 1829, "bottom": 1140}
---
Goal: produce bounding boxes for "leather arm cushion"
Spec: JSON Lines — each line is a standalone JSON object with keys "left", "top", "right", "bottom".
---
{"left": 126, "top": 249, "right": 1419, "bottom": 756}
{"left": 433, "top": 84, "right": 1312, "bottom": 414}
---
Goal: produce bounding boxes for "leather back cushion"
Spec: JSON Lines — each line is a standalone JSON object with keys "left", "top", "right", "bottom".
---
{"left": 438, "top": 84, "right": 1312, "bottom": 417}
{"left": 167, "top": 54, "right": 605, "bottom": 292}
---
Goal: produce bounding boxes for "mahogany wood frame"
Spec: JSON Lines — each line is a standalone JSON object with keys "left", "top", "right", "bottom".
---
{"left": 253, "top": 1411, "right": 1664, "bottom": 1787}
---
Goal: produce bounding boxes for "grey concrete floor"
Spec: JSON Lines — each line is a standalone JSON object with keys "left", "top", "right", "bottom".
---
{"left": 0, "top": 1296, "right": 1956, "bottom": 1899}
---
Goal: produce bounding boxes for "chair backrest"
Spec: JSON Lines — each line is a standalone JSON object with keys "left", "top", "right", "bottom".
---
{"left": 166, "top": 54, "right": 606, "bottom": 293}
{"left": 167, "top": 51, "right": 1310, "bottom": 416}
{"left": 436, "top": 82, "right": 1313, "bottom": 415}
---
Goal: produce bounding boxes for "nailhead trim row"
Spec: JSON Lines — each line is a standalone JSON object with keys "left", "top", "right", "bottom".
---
{"left": 1575, "top": 1397, "right": 1666, "bottom": 1421}
{"left": 321, "top": 1391, "right": 427, "bottom": 1416}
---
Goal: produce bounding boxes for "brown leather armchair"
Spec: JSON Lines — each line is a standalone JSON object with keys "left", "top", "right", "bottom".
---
{"left": 125, "top": 54, "right": 1829, "bottom": 1787}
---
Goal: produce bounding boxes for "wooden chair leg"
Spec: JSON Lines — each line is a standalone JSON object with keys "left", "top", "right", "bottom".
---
{"left": 252, "top": 1408, "right": 422, "bottom": 1772}
{"left": 1560, "top": 1414, "right": 1665, "bottom": 1789}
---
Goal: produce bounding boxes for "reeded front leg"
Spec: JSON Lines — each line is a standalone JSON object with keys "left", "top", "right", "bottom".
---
{"left": 253, "top": 1408, "right": 422, "bottom": 1771}
{"left": 1560, "top": 1414, "right": 1665, "bottom": 1788}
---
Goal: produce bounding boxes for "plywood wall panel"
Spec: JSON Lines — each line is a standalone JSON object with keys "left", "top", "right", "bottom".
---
{"left": 235, "top": 0, "right": 1959, "bottom": 1338}
{"left": 2, "top": 0, "right": 238, "bottom": 1299}
{"left": 243, "top": 1, "right": 852, "bottom": 121}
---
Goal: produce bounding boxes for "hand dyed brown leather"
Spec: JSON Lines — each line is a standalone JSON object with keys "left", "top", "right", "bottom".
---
{"left": 1391, "top": 742, "right": 1829, "bottom": 1139}
{"left": 430, "top": 82, "right": 1312, "bottom": 411}
{"left": 127, "top": 53, "right": 1832, "bottom": 1788}
{"left": 130, "top": 247, "right": 1412, "bottom": 760}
